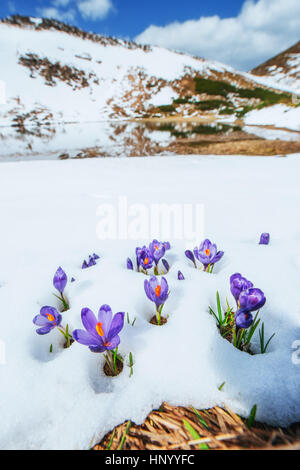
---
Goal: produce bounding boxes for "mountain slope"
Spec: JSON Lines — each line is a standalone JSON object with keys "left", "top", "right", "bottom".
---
{"left": 251, "top": 41, "right": 300, "bottom": 93}
{"left": 0, "top": 15, "right": 295, "bottom": 131}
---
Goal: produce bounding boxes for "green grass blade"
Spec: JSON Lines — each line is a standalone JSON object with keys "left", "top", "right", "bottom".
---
{"left": 118, "top": 421, "right": 131, "bottom": 450}
{"left": 247, "top": 404, "right": 257, "bottom": 429}
{"left": 192, "top": 408, "right": 209, "bottom": 429}
{"left": 183, "top": 419, "right": 209, "bottom": 450}
{"left": 105, "top": 429, "right": 115, "bottom": 450}
{"left": 218, "top": 382, "right": 226, "bottom": 391}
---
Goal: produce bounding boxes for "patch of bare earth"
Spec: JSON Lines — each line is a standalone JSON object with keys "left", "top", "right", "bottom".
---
{"left": 94, "top": 403, "right": 300, "bottom": 450}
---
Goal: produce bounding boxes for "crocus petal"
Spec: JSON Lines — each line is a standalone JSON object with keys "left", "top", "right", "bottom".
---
{"left": 98, "top": 304, "right": 113, "bottom": 337}
{"left": 149, "top": 275, "right": 159, "bottom": 292}
{"left": 235, "top": 311, "right": 254, "bottom": 329}
{"left": 162, "top": 259, "right": 169, "bottom": 272}
{"left": 178, "top": 270, "right": 185, "bottom": 280}
{"left": 89, "top": 344, "right": 106, "bottom": 353}
{"left": 82, "top": 261, "right": 88, "bottom": 269}
{"left": 160, "top": 277, "right": 169, "bottom": 298}
{"left": 107, "top": 312, "right": 125, "bottom": 341}
{"left": 144, "top": 279, "right": 156, "bottom": 302}
{"left": 39, "top": 307, "right": 61, "bottom": 326}
{"left": 81, "top": 308, "right": 98, "bottom": 336}
{"left": 239, "top": 288, "right": 266, "bottom": 312}
{"left": 73, "top": 328, "right": 100, "bottom": 347}
{"left": 127, "top": 258, "right": 134, "bottom": 270}
{"left": 211, "top": 250, "right": 224, "bottom": 264}
{"left": 33, "top": 314, "right": 50, "bottom": 327}
{"left": 105, "top": 335, "right": 120, "bottom": 351}
{"left": 36, "top": 325, "right": 53, "bottom": 335}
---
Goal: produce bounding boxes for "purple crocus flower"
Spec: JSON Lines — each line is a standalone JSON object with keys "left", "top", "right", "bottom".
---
{"left": 88, "top": 256, "right": 96, "bottom": 267}
{"left": 238, "top": 288, "right": 266, "bottom": 313}
{"left": 33, "top": 306, "right": 62, "bottom": 335}
{"left": 149, "top": 240, "right": 166, "bottom": 265}
{"left": 185, "top": 250, "right": 197, "bottom": 268}
{"left": 178, "top": 270, "right": 185, "bottom": 280}
{"left": 235, "top": 310, "right": 254, "bottom": 329}
{"left": 194, "top": 239, "right": 224, "bottom": 271}
{"left": 82, "top": 260, "right": 88, "bottom": 269}
{"left": 93, "top": 253, "right": 100, "bottom": 260}
{"left": 127, "top": 258, "right": 134, "bottom": 270}
{"left": 73, "top": 305, "right": 125, "bottom": 353}
{"left": 53, "top": 267, "right": 67, "bottom": 294}
{"left": 259, "top": 233, "right": 270, "bottom": 245}
{"left": 144, "top": 276, "right": 169, "bottom": 309}
{"left": 136, "top": 246, "right": 153, "bottom": 270}
{"left": 230, "top": 273, "right": 253, "bottom": 305}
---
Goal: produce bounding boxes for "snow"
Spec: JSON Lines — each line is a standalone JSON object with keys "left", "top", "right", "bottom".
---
{"left": 244, "top": 104, "right": 300, "bottom": 131}
{"left": 1, "top": 20, "right": 298, "bottom": 126}
{"left": 0, "top": 22, "right": 233, "bottom": 125}
{"left": 0, "top": 154, "right": 300, "bottom": 450}
{"left": 244, "top": 125, "right": 300, "bottom": 142}
{"left": 147, "top": 86, "right": 178, "bottom": 107}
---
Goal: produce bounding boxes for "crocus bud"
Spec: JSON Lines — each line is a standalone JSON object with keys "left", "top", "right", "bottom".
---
{"left": 185, "top": 250, "right": 196, "bottom": 268}
{"left": 82, "top": 260, "right": 88, "bottom": 269}
{"left": 259, "top": 233, "right": 270, "bottom": 245}
{"left": 71, "top": 277, "right": 75, "bottom": 283}
{"left": 127, "top": 258, "right": 134, "bottom": 270}
{"left": 162, "top": 259, "right": 170, "bottom": 273}
{"left": 53, "top": 267, "right": 67, "bottom": 294}
{"left": 178, "top": 270, "right": 185, "bottom": 280}
{"left": 93, "top": 253, "right": 100, "bottom": 260}
{"left": 88, "top": 256, "right": 96, "bottom": 267}
{"left": 238, "top": 288, "right": 266, "bottom": 312}
{"left": 230, "top": 273, "right": 253, "bottom": 304}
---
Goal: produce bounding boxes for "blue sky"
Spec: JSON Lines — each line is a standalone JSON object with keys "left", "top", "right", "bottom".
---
{"left": 1, "top": 0, "right": 244, "bottom": 38}
{"left": 1, "top": 0, "right": 299, "bottom": 70}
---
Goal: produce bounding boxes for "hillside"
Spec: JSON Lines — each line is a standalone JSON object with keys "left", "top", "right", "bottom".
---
{"left": 0, "top": 15, "right": 296, "bottom": 134}
{"left": 251, "top": 41, "right": 300, "bottom": 93}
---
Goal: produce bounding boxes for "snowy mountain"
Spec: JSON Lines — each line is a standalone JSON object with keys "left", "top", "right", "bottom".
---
{"left": 0, "top": 15, "right": 297, "bottom": 133}
{"left": 251, "top": 41, "right": 300, "bottom": 94}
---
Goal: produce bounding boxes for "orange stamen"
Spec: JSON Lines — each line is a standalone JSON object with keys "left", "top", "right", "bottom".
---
{"left": 47, "top": 314, "right": 55, "bottom": 322}
{"left": 155, "top": 245, "right": 159, "bottom": 251}
{"left": 96, "top": 322, "right": 104, "bottom": 337}
{"left": 155, "top": 285, "right": 161, "bottom": 297}
{"left": 144, "top": 258, "right": 149, "bottom": 264}
{"left": 205, "top": 249, "right": 210, "bottom": 256}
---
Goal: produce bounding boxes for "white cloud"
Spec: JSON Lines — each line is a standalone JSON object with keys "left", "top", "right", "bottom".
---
{"left": 52, "top": 0, "right": 71, "bottom": 6}
{"left": 37, "top": 7, "right": 76, "bottom": 23}
{"left": 77, "top": 0, "right": 113, "bottom": 20}
{"left": 135, "top": 0, "right": 300, "bottom": 71}
{"left": 37, "top": 0, "right": 114, "bottom": 24}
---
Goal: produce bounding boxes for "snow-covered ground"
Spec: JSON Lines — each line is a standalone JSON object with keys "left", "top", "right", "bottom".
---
{"left": 0, "top": 154, "right": 300, "bottom": 450}
{"left": 244, "top": 104, "right": 300, "bottom": 131}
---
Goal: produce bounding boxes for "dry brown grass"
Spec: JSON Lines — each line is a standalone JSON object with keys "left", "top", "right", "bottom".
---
{"left": 94, "top": 403, "right": 300, "bottom": 451}
{"left": 167, "top": 139, "right": 300, "bottom": 156}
